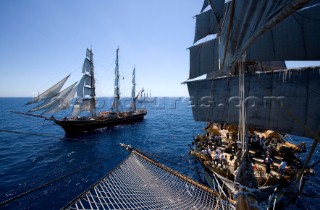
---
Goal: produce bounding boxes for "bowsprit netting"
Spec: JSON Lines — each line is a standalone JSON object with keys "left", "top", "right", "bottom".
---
{"left": 64, "top": 150, "right": 234, "bottom": 210}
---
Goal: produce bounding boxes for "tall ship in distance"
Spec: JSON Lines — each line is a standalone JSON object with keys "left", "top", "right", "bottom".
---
{"left": 137, "top": 89, "right": 154, "bottom": 103}
{"left": 23, "top": 48, "right": 147, "bottom": 134}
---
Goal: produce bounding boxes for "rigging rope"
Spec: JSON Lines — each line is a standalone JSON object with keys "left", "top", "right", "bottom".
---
{"left": 239, "top": 53, "right": 247, "bottom": 157}
{"left": 0, "top": 153, "right": 119, "bottom": 207}
{"left": 0, "top": 129, "right": 86, "bottom": 142}
{"left": 63, "top": 145, "right": 235, "bottom": 210}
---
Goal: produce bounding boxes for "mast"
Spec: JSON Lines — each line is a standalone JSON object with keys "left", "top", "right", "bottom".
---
{"left": 131, "top": 68, "right": 136, "bottom": 111}
{"left": 72, "top": 48, "right": 96, "bottom": 117}
{"left": 89, "top": 48, "right": 96, "bottom": 116}
{"left": 112, "top": 48, "right": 120, "bottom": 113}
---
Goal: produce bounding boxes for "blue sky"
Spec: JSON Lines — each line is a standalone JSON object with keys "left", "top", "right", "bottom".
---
{"left": 0, "top": 0, "right": 319, "bottom": 97}
{"left": 0, "top": 0, "right": 200, "bottom": 97}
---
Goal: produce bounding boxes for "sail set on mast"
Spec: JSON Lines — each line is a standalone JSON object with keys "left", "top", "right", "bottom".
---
{"left": 185, "top": 0, "right": 320, "bottom": 140}
{"left": 187, "top": 0, "right": 320, "bottom": 208}
{"left": 24, "top": 48, "right": 147, "bottom": 133}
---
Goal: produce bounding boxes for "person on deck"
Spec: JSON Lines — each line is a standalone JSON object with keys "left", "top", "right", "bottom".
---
{"left": 252, "top": 136, "right": 259, "bottom": 149}
{"left": 265, "top": 155, "right": 273, "bottom": 175}
{"left": 236, "top": 149, "right": 242, "bottom": 162}
{"left": 279, "top": 159, "right": 287, "bottom": 177}
{"left": 214, "top": 152, "right": 220, "bottom": 166}
{"left": 219, "top": 151, "right": 225, "bottom": 166}
{"left": 221, "top": 155, "right": 228, "bottom": 169}
{"left": 215, "top": 147, "right": 221, "bottom": 155}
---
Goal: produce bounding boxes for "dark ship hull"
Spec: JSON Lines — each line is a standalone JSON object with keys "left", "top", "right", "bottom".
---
{"left": 54, "top": 111, "right": 147, "bottom": 134}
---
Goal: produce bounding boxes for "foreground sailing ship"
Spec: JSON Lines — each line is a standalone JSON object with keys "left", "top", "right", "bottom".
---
{"left": 185, "top": 0, "right": 320, "bottom": 208}
{"left": 24, "top": 48, "right": 147, "bottom": 134}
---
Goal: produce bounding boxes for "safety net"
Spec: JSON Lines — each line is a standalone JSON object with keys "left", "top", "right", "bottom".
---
{"left": 64, "top": 148, "right": 234, "bottom": 210}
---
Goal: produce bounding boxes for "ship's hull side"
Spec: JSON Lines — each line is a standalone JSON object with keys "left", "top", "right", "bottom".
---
{"left": 54, "top": 111, "right": 147, "bottom": 134}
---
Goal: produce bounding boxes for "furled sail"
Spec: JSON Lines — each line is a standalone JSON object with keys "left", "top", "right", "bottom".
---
{"left": 26, "top": 74, "right": 70, "bottom": 105}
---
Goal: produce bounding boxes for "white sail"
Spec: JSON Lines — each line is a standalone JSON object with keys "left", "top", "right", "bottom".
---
{"left": 130, "top": 68, "right": 136, "bottom": 111}
{"left": 111, "top": 48, "right": 120, "bottom": 112}
{"left": 26, "top": 74, "right": 70, "bottom": 105}
{"left": 28, "top": 82, "right": 77, "bottom": 112}
{"left": 73, "top": 48, "right": 96, "bottom": 116}
{"left": 42, "top": 83, "right": 78, "bottom": 114}
{"left": 131, "top": 68, "right": 136, "bottom": 99}
{"left": 71, "top": 101, "right": 82, "bottom": 117}
{"left": 81, "top": 99, "right": 94, "bottom": 112}
{"left": 82, "top": 58, "right": 91, "bottom": 74}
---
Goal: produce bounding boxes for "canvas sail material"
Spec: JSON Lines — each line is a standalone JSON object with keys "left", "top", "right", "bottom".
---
{"left": 187, "top": 67, "right": 320, "bottom": 139}
{"left": 73, "top": 48, "right": 96, "bottom": 116}
{"left": 187, "top": 0, "right": 320, "bottom": 139}
{"left": 42, "top": 83, "right": 78, "bottom": 114}
{"left": 111, "top": 48, "right": 120, "bottom": 113}
{"left": 194, "top": 9, "right": 218, "bottom": 43}
{"left": 219, "top": 0, "right": 315, "bottom": 73}
{"left": 130, "top": 68, "right": 136, "bottom": 111}
{"left": 202, "top": 0, "right": 225, "bottom": 24}
{"left": 26, "top": 74, "right": 70, "bottom": 105}
{"left": 28, "top": 82, "right": 77, "bottom": 113}
{"left": 189, "top": 39, "right": 219, "bottom": 79}
{"left": 246, "top": 4, "right": 320, "bottom": 61}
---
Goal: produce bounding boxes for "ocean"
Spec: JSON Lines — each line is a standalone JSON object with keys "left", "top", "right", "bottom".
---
{"left": 0, "top": 97, "right": 319, "bottom": 209}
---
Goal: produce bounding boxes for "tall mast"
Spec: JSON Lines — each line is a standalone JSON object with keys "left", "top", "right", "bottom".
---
{"left": 112, "top": 48, "right": 120, "bottom": 113}
{"left": 89, "top": 48, "right": 96, "bottom": 115}
{"left": 131, "top": 68, "right": 136, "bottom": 111}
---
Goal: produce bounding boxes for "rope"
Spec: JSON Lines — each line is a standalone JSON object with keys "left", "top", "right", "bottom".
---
{"left": 0, "top": 129, "right": 86, "bottom": 142}
{"left": 300, "top": 193, "right": 320, "bottom": 198}
{"left": 0, "top": 153, "right": 120, "bottom": 207}
{"left": 10, "top": 110, "right": 53, "bottom": 120}
{"left": 310, "top": 159, "right": 320, "bottom": 168}
{"left": 239, "top": 53, "right": 247, "bottom": 157}
{"left": 290, "top": 139, "right": 318, "bottom": 191}
{"left": 64, "top": 145, "right": 235, "bottom": 210}
{"left": 220, "top": 0, "right": 235, "bottom": 71}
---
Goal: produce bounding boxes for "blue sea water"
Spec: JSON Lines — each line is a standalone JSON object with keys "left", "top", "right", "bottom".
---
{"left": 0, "top": 97, "right": 319, "bottom": 209}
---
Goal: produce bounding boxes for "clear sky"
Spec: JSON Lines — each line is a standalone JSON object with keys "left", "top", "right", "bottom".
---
{"left": 1, "top": 0, "right": 319, "bottom": 97}
{"left": 0, "top": 0, "right": 201, "bottom": 97}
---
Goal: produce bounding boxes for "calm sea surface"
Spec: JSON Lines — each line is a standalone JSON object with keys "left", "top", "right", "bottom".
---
{"left": 0, "top": 97, "right": 319, "bottom": 209}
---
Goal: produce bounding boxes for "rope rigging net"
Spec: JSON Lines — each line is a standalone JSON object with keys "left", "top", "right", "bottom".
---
{"left": 64, "top": 146, "right": 234, "bottom": 210}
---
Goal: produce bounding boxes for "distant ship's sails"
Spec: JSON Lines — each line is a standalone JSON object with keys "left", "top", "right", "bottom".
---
{"left": 72, "top": 49, "right": 96, "bottom": 116}
{"left": 26, "top": 74, "right": 70, "bottom": 105}
{"left": 27, "top": 48, "right": 96, "bottom": 116}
